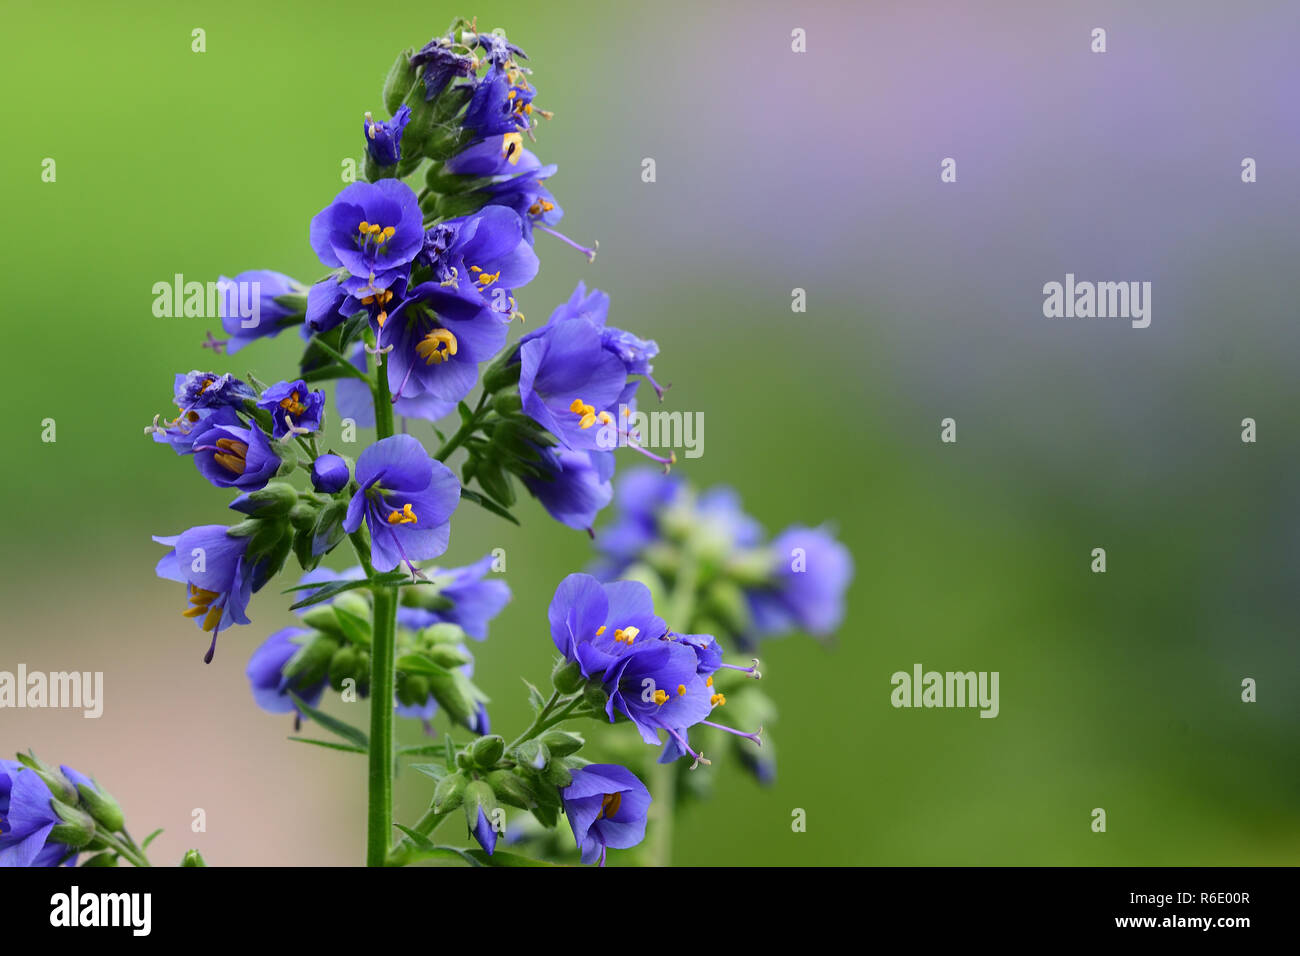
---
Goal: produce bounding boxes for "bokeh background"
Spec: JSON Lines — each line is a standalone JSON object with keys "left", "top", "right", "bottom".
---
{"left": 2, "top": 0, "right": 1298, "bottom": 865}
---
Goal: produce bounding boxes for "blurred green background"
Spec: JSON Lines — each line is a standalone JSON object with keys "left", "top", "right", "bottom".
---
{"left": 2, "top": 0, "right": 1298, "bottom": 865}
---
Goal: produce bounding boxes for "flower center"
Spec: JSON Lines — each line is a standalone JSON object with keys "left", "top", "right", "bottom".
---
{"left": 386, "top": 502, "right": 418, "bottom": 525}
{"left": 501, "top": 132, "right": 523, "bottom": 164}
{"left": 613, "top": 626, "right": 639, "bottom": 645}
{"left": 569, "top": 398, "right": 612, "bottom": 431}
{"left": 652, "top": 689, "right": 669, "bottom": 706}
{"left": 469, "top": 266, "right": 501, "bottom": 287}
{"left": 183, "top": 586, "right": 224, "bottom": 631}
{"left": 416, "top": 329, "right": 458, "bottom": 365}
{"left": 360, "top": 288, "right": 395, "bottom": 327}
{"left": 357, "top": 220, "right": 397, "bottom": 249}
{"left": 596, "top": 791, "right": 622, "bottom": 820}
{"left": 212, "top": 437, "right": 249, "bottom": 474}
{"left": 278, "top": 391, "right": 307, "bottom": 417}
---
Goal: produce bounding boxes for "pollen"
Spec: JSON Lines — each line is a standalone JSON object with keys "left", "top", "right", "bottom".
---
{"left": 595, "top": 625, "right": 606, "bottom": 636}
{"left": 705, "top": 675, "right": 713, "bottom": 687}
{"left": 652, "top": 689, "right": 668, "bottom": 706}
{"left": 710, "top": 693, "right": 726, "bottom": 707}
{"left": 614, "top": 626, "right": 639, "bottom": 644}
{"left": 677, "top": 684, "right": 686, "bottom": 696}
{"left": 527, "top": 199, "right": 555, "bottom": 217}
{"left": 387, "top": 502, "right": 418, "bottom": 525}
{"left": 415, "top": 328, "right": 459, "bottom": 365}
{"left": 475, "top": 270, "right": 501, "bottom": 287}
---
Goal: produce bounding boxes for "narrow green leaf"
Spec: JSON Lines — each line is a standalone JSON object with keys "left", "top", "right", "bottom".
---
{"left": 140, "top": 828, "right": 164, "bottom": 849}
{"left": 464, "top": 849, "right": 559, "bottom": 867}
{"left": 460, "top": 487, "right": 520, "bottom": 526}
{"left": 289, "top": 736, "right": 368, "bottom": 754}
{"left": 287, "top": 692, "right": 369, "bottom": 749}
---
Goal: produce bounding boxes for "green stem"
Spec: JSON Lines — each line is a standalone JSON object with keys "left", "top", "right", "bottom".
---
{"left": 434, "top": 391, "right": 490, "bottom": 462}
{"left": 366, "top": 349, "right": 399, "bottom": 867}
{"left": 97, "top": 832, "right": 151, "bottom": 868}
{"left": 308, "top": 335, "right": 372, "bottom": 383}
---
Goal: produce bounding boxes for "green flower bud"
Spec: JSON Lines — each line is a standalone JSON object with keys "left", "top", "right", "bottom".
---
{"left": 426, "top": 669, "right": 478, "bottom": 726}
{"left": 425, "top": 644, "right": 472, "bottom": 668}
{"left": 301, "top": 605, "right": 346, "bottom": 638}
{"left": 282, "top": 633, "right": 340, "bottom": 687}
{"left": 551, "top": 658, "right": 585, "bottom": 694}
{"left": 181, "top": 849, "right": 207, "bottom": 867}
{"left": 582, "top": 682, "right": 608, "bottom": 712}
{"left": 382, "top": 48, "right": 417, "bottom": 115}
{"left": 328, "top": 645, "right": 359, "bottom": 691}
{"left": 354, "top": 651, "right": 371, "bottom": 696}
{"left": 704, "top": 579, "right": 752, "bottom": 635}
{"left": 397, "top": 673, "right": 430, "bottom": 707}
{"left": 49, "top": 800, "right": 96, "bottom": 848}
{"left": 481, "top": 354, "right": 522, "bottom": 394}
{"left": 289, "top": 501, "right": 320, "bottom": 532}
{"left": 470, "top": 735, "right": 505, "bottom": 768}
{"left": 234, "top": 481, "right": 298, "bottom": 518}
{"left": 538, "top": 730, "right": 584, "bottom": 758}
{"left": 727, "top": 548, "right": 780, "bottom": 588}
{"left": 514, "top": 740, "right": 549, "bottom": 771}
{"left": 75, "top": 782, "right": 125, "bottom": 834}
{"left": 462, "top": 780, "right": 497, "bottom": 831}
{"left": 332, "top": 592, "right": 371, "bottom": 620}
{"left": 542, "top": 759, "right": 573, "bottom": 789}
{"left": 433, "top": 772, "right": 469, "bottom": 812}
{"left": 80, "top": 852, "right": 119, "bottom": 867}
{"left": 492, "top": 391, "right": 523, "bottom": 415}
{"left": 485, "top": 770, "right": 536, "bottom": 809}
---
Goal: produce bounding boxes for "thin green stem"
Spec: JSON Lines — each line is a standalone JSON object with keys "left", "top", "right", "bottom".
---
{"left": 97, "top": 832, "right": 151, "bottom": 868}
{"left": 434, "top": 390, "right": 491, "bottom": 462}
{"left": 366, "top": 348, "right": 399, "bottom": 867}
{"left": 308, "top": 335, "right": 372, "bottom": 383}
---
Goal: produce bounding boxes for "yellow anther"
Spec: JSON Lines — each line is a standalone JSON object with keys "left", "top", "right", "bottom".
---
{"left": 359, "top": 221, "right": 371, "bottom": 233}
{"left": 501, "top": 132, "right": 523, "bottom": 165}
{"left": 202, "top": 605, "right": 224, "bottom": 632}
{"left": 705, "top": 675, "right": 713, "bottom": 687}
{"left": 182, "top": 605, "right": 208, "bottom": 619}
{"left": 614, "top": 626, "right": 639, "bottom": 644}
{"left": 386, "top": 502, "right": 418, "bottom": 525}
{"left": 415, "top": 328, "right": 459, "bottom": 366}
{"left": 710, "top": 693, "right": 726, "bottom": 707}
{"left": 595, "top": 625, "right": 606, "bottom": 636}
{"left": 677, "top": 684, "right": 686, "bottom": 696}
{"left": 652, "top": 689, "right": 668, "bottom": 706}
{"left": 212, "top": 437, "right": 249, "bottom": 475}
{"left": 279, "top": 391, "right": 307, "bottom": 417}
{"left": 597, "top": 411, "right": 613, "bottom": 426}
{"left": 476, "top": 270, "right": 501, "bottom": 287}
{"left": 596, "top": 791, "right": 622, "bottom": 820}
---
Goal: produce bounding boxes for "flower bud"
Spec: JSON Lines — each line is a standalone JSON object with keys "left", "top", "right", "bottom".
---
{"left": 425, "top": 644, "right": 472, "bottom": 668}
{"left": 288, "top": 501, "right": 320, "bottom": 532}
{"left": 49, "top": 800, "right": 96, "bottom": 849}
{"left": 301, "top": 605, "right": 346, "bottom": 638}
{"left": 432, "top": 772, "right": 468, "bottom": 812}
{"left": 382, "top": 49, "right": 417, "bottom": 115}
{"left": 485, "top": 770, "right": 536, "bottom": 809}
{"left": 470, "top": 735, "right": 505, "bottom": 768}
{"left": 492, "top": 391, "right": 523, "bottom": 415}
{"left": 229, "top": 481, "right": 298, "bottom": 518}
{"left": 424, "top": 621, "right": 467, "bottom": 644}
{"left": 74, "top": 781, "right": 125, "bottom": 834}
{"left": 514, "top": 740, "right": 549, "bottom": 771}
{"left": 542, "top": 759, "right": 573, "bottom": 789}
{"left": 481, "top": 354, "right": 522, "bottom": 394}
{"left": 582, "top": 682, "right": 609, "bottom": 712}
{"left": 80, "top": 852, "right": 118, "bottom": 867}
{"left": 397, "top": 673, "right": 430, "bottom": 707}
{"left": 462, "top": 779, "right": 497, "bottom": 831}
{"left": 310, "top": 454, "right": 351, "bottom": 494}
{"left": 282, "top": 633, "right": 340, "bottom": 687}
{"left": 551, "top": 658, "right": 585, "bottom": 694}
{"left": 328, "top": 645, "right": 359, "bottom": 691}
{"left": 181, "top": 849, "right": 207, "bottom": 867}
{"left": 538, "top": 730, "right": 584, "bottom": 758}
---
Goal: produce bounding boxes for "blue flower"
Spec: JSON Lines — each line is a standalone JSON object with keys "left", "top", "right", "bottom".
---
{"left": 520, "top": 447, "right": 613, "bottom": 533}
{"left": 547, "top": 573, "right": 666, "bottom": 678}
{"left": 0, "top": 761, "right": 77, "bottom": 867}
{"left": 560, "top": 764, "right": 651, "bottom": 866}
{"left": 410, "top": 38, "right": 476, "bottom": 101}
{"left": 246, "top": 627, "right": 329, "bottom": 716}
{"left": 747, "top": 525, "right": 853, "bottom": 639}
{"left": 602, "top": 641, "right": 713, "bottom": 756}
{"left": 154, "top": 525, "right": 271, "bottom": 661}
{"left": 343, "top": 435, "right": 461, "bottom": 573}
{"left": 174, "top": 371, "right": 256, "bottom": 412}
{"left": 257, "top": 380, "right": 325, "bottom": 438}
{"left": 217, "top": 271, "right": 306, "bottom": 354}
{"left": 307, "top": 180, "right": 424, "bottom": 331}
{"left": 463, "top": 62, "right": 536, "bottom": 138}
{"left": 379, "top": 280, "right": 509, "bottom": 407}
{"left": 518, "top": 317, "right": 628, "bottom": 452}
{"left": 363, "top": 105, "right": 411, "bottom": 167}
{"left": 310, "top": 454, "right": 351, "bottom": 493}
{"left": 335, "top": 343, "right": 457, "bottom": 425}
{"left": 189, "top": 415, "right": 280, "bottom": 491}
{"left": 395, "top": 553, "right": 510, "bottom": 640}
{"left": 418, "top": 206, "right": 538, "bottom": 302}
{"left": 471, "top": 806, "right": 498, "bottom": 856}
{"left": 590, "top": 468, "right": 683, "bottom": 576}
{"left": 535, "top": 282, "right": 663, "bottom": 396}
{"left": 444, "top": 138, "right": 563, "bottom": 242}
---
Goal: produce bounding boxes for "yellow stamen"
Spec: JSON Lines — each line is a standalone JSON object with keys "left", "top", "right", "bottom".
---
{"left": 386, "top": 502, "right": 418, "bottom": 525}
{"left": 614, "top": 626, "right": 639, "bottom": 644}
{"left": 279, "top": 391, "right": 307, "bottom": 417}
{"left": 501, "top": 131, "right": 523, "bottom": 165}
{"left": 415, "top": 328, "right": 459, "bottom": 366}
{"left": 202, "top": 605, "right": 224, "bottom": 632}
{"left": 596, "top": 791, "right": 622, "bottom": 820}
{"left": 652, "top": 689, "right": 668, "bottom": 706}
{"left": 677, "top": 684, "right": 686, "bottom": 696}
{"left": 212, "top": 437, "right": 248, "bottom": 475}
{"left": 595, "top": 625, "right": 606, "bottom": 636}
{"left": 710, "top": 693, "right": 726, "bottom": 707}
{"left": 705, "top": 675, "right": 713, "bottom": 687}
{"left": 182, "top": 605, "right": 208, "bottom": 618}
{"left": 476, "top": 270, "right": 501, "bottom": 287}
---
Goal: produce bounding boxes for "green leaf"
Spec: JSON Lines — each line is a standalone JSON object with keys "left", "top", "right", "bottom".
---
{"left": 288, "top": 736, "right": 368, "bottom": 754}
{"left": 444, "top": 735, "right": 458, "bottom": 771}
{"left": 460, "top": 487, "right": 520, "bottom": 526}
{"left": 522, "top": 678, "right": 547, "bottom": 714}
{"left": 287, "top": 692, "right": 369, "bottom": 750}
{"left": 395, "top": 652, "right": 452, "bottom": 677}
{"left": 410, "top": 762, "right": 450, "bottom": 782}
{"left": 397, "top": 742, "right": 448, "bottom": 757}
{"left": 283, "top": 572, "right": 404, "bottom": 610}
{"left": 464, "top": 849, "right": 559, "bottom": 867}
{"left": 140, "top": 828, "right": 164, "bottom": 849}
